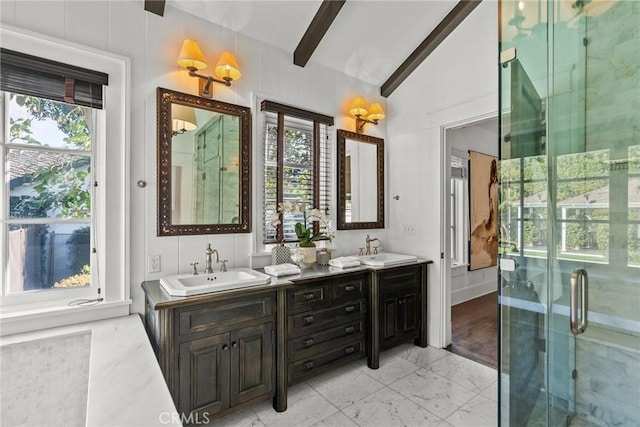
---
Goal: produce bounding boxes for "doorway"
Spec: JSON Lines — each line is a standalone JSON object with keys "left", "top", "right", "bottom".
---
{"left": 441, "top": 116, "right": 499, "bottom": 361}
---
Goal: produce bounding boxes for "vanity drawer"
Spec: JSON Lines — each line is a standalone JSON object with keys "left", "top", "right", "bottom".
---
{"left": 288, "top": 301, "right": 364, "bottom": 336}
{"left": 334, "top": 277, "right": 366, "bottom": 302}
{"left": 287, "top": 283, "right": 331, "bottom": 313}
{"left": 178, "top": 295, "right": 274, "bottom": 336}
{"left": 288, "top": 319, "right": 365, "bottom": 360}
{"left": 288, "top": 338, "right": 364, "bottom": 384}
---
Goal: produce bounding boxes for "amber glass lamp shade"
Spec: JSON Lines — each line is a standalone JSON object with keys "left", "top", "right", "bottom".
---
{"left": 367, "top": 102, "right": 385, "bottom": 122}
{"left": 349, "top": 96, "right": 369, "bottom": 117}
{"left": 214, "top": 51, "right": 242, "bottom": 82}
{"left": 177, "top": 39, "right": 207, "bottom": 70}
{"left": 171, "top": 104, "right": 197, "bottom": 135}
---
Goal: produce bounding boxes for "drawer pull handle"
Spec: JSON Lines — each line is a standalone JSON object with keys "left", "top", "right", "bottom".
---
{"left": 222, "top": 344, "right": 229, "bottom": 351}
{"left": 304, "top": 338, "right": 314, "bottom": 347}
{"left": 304, "top": 293, "right": 315, "bottom": 301}
{"left": 304, "top": 361, "right": 315, "bottom": 370}
{"left": 232, "top": 342, "right": 238, "bottom": 348}
{"left": 303, "top": 315, "right": 315, "bottom": 324}
{"left": 345, "top": 305, "right": 355, "bottom": 313}
{"left": 344, "top": 326, "right": 356, "bottom": 334}
{"left": 344, "top": 346, "right": 355, "bottom": 354}
{"left": 345, "top": 285, "right": 355, "bottom": 292}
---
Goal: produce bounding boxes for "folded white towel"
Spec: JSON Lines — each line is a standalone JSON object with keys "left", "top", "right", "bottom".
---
{"left": 331, "top": 256, "right": 359, "bottom": 263}
{"left": 328, "top": 259, "right": 361, "bottom": 268}
{"left": 264, "top": 263, "right": 301, "bottom": 277}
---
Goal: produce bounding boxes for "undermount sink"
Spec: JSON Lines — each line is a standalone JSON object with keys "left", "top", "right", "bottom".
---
{"left": 159, "top": 268, "right": 271, "bottom": 297}
{"left": 358, "top": 252, "right": 418, "bottom": 267}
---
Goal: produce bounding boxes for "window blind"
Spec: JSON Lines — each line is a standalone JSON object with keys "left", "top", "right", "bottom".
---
{"left": 0, "top": 49, "right": 108, "bottom": 109}
{"left": 261, "top": 102, "right": 332, "bottom": 244}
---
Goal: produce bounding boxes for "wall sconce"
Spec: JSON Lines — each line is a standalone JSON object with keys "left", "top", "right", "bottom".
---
{"left": 349, "top": 96, "right": 385, "bottom": 133}
{"left": 171, "top": 104, "right": 197, "bottom": 136}
{"left": 177, "top": 39, "right": 241, "bottom": 98}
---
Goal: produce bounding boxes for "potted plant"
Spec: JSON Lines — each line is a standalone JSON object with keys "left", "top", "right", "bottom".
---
{"left": 269, "top": 202, "right": 334, "bottom": 266}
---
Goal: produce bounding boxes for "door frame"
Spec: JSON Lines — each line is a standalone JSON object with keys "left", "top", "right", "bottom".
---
{"left": 439, "top": 111, "right": 498, "bottom": 347}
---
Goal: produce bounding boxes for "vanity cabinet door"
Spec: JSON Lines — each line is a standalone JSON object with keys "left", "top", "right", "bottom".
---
{"left": 378, "top": 266, "right": 421, "bottom": 349}
{"left": 178, "top": 333, "right": 230, "bottom": 419}
{"left": 178, "top": 323, "right": 274, "bottom": 419}
{"left": 230, "top": 323, "right": 274, "bottom": 406}
{"left": 380, "top": 288, "right": 418, "bottom": 348}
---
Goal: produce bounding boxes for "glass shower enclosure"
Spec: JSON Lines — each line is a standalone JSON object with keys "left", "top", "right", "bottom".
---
{"left": 498, "top": 0, "right": 639, "bottom": 425}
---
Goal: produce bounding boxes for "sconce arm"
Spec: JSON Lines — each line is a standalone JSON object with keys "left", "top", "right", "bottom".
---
{"left": 187, "top": 68, "right": 232, "bottom": 87}
{"left": 355, "top": 116, "right": 380, "bottom": 134}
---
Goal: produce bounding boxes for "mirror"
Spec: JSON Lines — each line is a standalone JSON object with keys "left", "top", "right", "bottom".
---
{"left": 337, "top": 129, "right": 384, "bottom": 230}
{"left": 157, "top": 87, "right": 251, "bottom": 236}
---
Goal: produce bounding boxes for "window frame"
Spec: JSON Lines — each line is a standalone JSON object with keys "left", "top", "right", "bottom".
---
{"left": 0, "top": 26, "right": 130, "bottom": 335}
{"left": 1, "top": 91, "right": 99, "bottom": 305}
{"left": 257, "top": 99, "right": 333, "bottom": 252}
{"left": 450, "top": 151, "right": 468, "bottom": 267}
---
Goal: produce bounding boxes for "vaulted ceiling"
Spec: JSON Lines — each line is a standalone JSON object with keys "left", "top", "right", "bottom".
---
{"left": 155, "top": 0, "right": 480, "bottom": 97}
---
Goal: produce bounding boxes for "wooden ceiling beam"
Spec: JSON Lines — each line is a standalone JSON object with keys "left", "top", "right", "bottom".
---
{"left": 380, "top": 0, "right": 482, "bottom": 98}
{"left": 294, "top": 0, "right": 346, "bottom": 67}
{"left": 144, "top": 0, "right": 166, "bottom": 17}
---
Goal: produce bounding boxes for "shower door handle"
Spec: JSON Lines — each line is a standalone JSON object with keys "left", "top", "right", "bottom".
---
{"left": 570, "top": 269, "right": 589, "bottom": 335}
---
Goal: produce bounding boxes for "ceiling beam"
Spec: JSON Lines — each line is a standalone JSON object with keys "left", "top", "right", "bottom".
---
{"left": 293, "top": 0, "right": 346, "bottom": 67}
{"left": 144, "top": 0, "right": 166, "bottom": 17}
{"left": 380, "top": 0, "right": 482, "bottom": 98}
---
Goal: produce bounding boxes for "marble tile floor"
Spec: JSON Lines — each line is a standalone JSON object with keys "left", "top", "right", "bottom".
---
{"left": 215, "top": 344, "right": 498, "bottom": 427}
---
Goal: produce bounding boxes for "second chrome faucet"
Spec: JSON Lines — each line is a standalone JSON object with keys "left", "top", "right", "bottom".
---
{"left": 204, "top": 243, "right": 228, "bottom": 273}
{"left": 205, "top": 243, "right": 219, "bottom": 274}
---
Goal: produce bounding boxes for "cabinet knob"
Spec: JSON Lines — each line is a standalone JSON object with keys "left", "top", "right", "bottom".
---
{"left": 345, "top": 305, "right": 355, "bottom": 313}
{"left": 398, "top": 299, "right": 404, "bottom": 305}
{"left": 222, "top": 344, "right": 229, "bottom": 351}
{"left": 304, "top": 338, "right": 314, "bottom": 347}
{"left": 303, "top": 315, "right": 315, "bottom": 324}
{"left": 344, "top": 346, "right": 355, "bottom": 354}
{"left": 232, "top": 342, "right": 238, "bottom": 348}
{"left": 344, "top": 326, "right": 356, "bottom": 334}
{"left": 304, "top": 293, "right": 315, "bottom": 301}
{"left": 345, "top": 285, "right": 355, "bottom": 292}
{"left": 304, "top": 361, "right": 315, "bottom": 370}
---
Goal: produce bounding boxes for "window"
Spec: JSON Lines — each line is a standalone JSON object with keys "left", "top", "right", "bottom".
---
{"left": 3, "top": 92, "right": 97, "bottom": 296}
{"left": 260, "top": 101, "right": 333, "bottom": 247}
{"left": 0, "top": 28, "right": 128, "bottom": 331}
{"left": 450, "top": 153, "right": 467, "bottom": 266}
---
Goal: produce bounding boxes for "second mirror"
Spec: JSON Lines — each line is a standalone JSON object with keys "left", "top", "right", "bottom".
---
{"left": 337, "top": 129, "right": 384, "bottom": 230}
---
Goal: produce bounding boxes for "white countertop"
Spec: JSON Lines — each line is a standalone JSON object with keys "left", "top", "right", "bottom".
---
{"left": 0, "top": 314, "right": 180, "bottom": 427}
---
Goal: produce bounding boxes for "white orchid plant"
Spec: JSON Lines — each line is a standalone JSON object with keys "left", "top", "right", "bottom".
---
{"left": 269, "top": 201, "right": 334, "bottom": 247}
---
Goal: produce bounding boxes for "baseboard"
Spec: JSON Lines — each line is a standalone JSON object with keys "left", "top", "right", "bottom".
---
{"left": 451, "top": 280, "right": 496, "bottom": 306}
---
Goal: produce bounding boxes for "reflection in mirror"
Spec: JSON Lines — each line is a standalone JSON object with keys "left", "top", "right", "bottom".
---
{"left": 157, "top": 88, "right": 251, "bottom": 236}
{"left": 337, "top": 129, "right": 384, "bottom": 230}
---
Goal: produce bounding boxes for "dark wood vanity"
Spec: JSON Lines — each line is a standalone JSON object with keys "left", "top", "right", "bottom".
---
{"left": 286, "top": 271, "right": 368, "bottom": 385}
{"left": 142, "top": 260, "right": 431, "bottom": 424}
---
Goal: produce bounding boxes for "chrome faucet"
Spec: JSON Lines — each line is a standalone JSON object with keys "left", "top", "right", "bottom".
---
{"left": 190, "top": 262, "right": 199, "bottom": 275}
{"left": 205, "top": 243, "right": 219, "bottom": 274}
{"left": 365, "top": 235, "right": 380, "bottom": 256}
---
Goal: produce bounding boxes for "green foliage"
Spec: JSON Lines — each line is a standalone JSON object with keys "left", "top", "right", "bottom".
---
{"left": 31, "top": 164, "right": 91, "bottom": 218}
{"left": 11, "top": 94, "right": 91, "bottom": 150}
{"left": 9, "top": 94, "right": 92, "bottom": 218}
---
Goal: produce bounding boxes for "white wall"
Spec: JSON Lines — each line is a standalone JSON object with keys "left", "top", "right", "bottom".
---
{"left": 449, "top": 120, "right": 499, "bottom": 306}
{"left": 385, "top": 0, "right": 498, "bottom": 347}
{"left": 0, "top": 0, "right": 386, "bottom": 315}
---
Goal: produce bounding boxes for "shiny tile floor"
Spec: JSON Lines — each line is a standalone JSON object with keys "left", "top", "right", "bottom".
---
{"left": 216, "top": 344, "right": 498, "bottom": 427}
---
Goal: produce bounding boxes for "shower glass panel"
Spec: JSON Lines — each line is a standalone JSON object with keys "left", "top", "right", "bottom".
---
{"left": 499, "top": 1, "right": 640, "bottom": 426}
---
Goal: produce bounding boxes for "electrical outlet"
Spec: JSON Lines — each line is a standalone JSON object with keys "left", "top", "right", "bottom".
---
{"left": 403, "top": 224, "right": 416, "bottom": 235}
{"left": 148, "top": 255, "right": 161, "bottom": 273}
